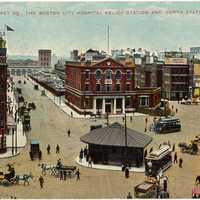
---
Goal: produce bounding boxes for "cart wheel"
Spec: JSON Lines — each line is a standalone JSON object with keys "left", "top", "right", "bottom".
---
{"left": 2, "top": 179, "right": 10, "bottom": 186}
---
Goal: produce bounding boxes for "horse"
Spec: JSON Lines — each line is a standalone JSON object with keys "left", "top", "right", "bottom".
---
{"left": 38, "top": 163, "right": 56, "bottom": 175}
{"left": 12, "top": 173, "right": 33, "bottom": 186}
{"left": 195, "top": 176, "right": 200, "bottom": 185}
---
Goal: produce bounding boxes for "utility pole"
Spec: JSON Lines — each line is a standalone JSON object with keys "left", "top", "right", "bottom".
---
{"left": 107, "top": 25, "right": 110, "bottom": 55}
{"left": 124, "top": 112, "right": 128, "bottom": 165}
{"left": 106, "top": 112, "right": 109, "bottom": 126}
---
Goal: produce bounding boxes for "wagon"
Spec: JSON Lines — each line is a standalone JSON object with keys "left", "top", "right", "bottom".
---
{"left": 0, "top": 171, "right": 15, "bottom": 186}
{"left": 134, "top": 180, "right": 158, "bottom": 198}
{"left": 30, "top": 140, "right": 41, "bottom": 160}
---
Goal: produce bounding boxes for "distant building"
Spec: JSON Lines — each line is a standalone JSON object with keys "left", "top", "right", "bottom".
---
{"left": 190, "top": 47, "right": 200, "bottom": 59}
{"left": 65, "top": 57, "right": 160, "bottom": 116}
{"left": 70, "top": 49, "right": 79, "bottom": 61}
{"left": 193, "top": 63, "right": 200, "bottom": 97}
{"left": 85, "top": 49, "right": 106, "bottom": 61}
{"left": 0, "top": 37, "right": 7, "bottom": 153}
{"left": 162, "top": 51, "right": 192, "bottom": 100}
{"left": 54, "top": 59, "right": 66, "bottom": 80}
{"left": 38, "top": 49, "right": 51, "bottom": 67}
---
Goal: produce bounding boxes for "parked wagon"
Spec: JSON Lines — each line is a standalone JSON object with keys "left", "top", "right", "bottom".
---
{"left": 29, "top": 140, "right": 41, "bottom": 160}
{"left": 0, "top": 169, "right": 15, "bottom": 186}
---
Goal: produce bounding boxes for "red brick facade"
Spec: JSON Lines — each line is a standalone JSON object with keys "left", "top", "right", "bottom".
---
{"left": 65, "top": 57, "right": 161, "bottom": 115}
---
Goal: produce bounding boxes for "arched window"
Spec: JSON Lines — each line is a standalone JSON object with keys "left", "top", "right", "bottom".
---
{"left": 96, "top": 70, "right": 101, "bottom": 80}
{"left": 115, "top": 70, "right": 121, "bottom": 79}
{"left": 105, "top": 70, "right": 112, "bottom": 79}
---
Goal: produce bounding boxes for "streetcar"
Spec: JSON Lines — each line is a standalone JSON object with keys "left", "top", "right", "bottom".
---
{"left": 154, "top": 117, "right": 181, "bottom": 134}
{"left": 145, "top": 145, "right": 172, "bottom": 177}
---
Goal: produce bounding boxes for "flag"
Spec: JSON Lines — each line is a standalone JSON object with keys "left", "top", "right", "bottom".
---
{"left": 5, "top": 25, "right": 14, "bottom": 31}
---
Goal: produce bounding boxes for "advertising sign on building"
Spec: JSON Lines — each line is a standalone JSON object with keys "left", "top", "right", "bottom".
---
{"left": 164, "top": 57, "right": 187, "bottom": 65}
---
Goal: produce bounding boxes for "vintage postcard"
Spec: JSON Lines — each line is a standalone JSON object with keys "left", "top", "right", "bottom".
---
{"left": 0, "top": 1, "right": 200, "bottom": 199}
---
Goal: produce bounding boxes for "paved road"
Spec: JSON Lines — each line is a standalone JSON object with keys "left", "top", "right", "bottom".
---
{"left": 0, "top": 76, "right": 200, "bottom": 198}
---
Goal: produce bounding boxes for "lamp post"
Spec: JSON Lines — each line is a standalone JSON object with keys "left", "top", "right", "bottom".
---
{"left": 124, "top": 112, "right": 128, "bottom": 166}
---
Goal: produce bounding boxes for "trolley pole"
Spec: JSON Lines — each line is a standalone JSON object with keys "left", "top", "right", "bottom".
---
{"left": 124, "top": 112, "right": 128, "bottom": 166}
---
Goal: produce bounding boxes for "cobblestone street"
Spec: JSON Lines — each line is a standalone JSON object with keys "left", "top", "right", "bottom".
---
{"left": 0, "top": 76, "right": 200, "bottom": 198}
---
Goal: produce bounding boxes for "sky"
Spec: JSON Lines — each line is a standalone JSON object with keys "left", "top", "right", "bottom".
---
{"left": 1, "top": 2, "right": 200, "bottom": 57}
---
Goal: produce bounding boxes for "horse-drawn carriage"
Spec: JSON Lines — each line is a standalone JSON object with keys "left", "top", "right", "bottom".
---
{"left": 0, "top": 171, "right": 15, "bottom": 186}
{"left": 39, "top": 162, "right": 77, "bottom": 179}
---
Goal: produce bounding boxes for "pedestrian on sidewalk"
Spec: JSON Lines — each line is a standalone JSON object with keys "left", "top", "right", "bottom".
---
{"left": 47, "top": 144, "right": 50, "bottom": 154}
{"left": 174, "top": 152, "right": 178, "bottom": 164}
{"left": 56, "top": 144, "right": 60, "bottom": 154}
{"left": 125, "top": 167, "right": 129, "bottom": 178}
{"left": 39, "top": 176, "right": 44, "bottom": 189}
{"left": 130, "top": 116, "right": 133, "bottom": 123}
{"left": 39, "top": 150, "right": 42, "bottom": 161}
{"left": 127, "top": 192, "right": 132, "bottom": 199}
{"left": 88, "top": 157, "right": 92, "bottom": 168}
{"left": 145, "top": 117, "right": 148, "bottom": 124}
{"left": 76, "top": 169, "right": 80, "bottom": 181}
{"left": 67, "top": 129, "right": 71, "bottom": 137}
{"left": 176, "top": 108, "right": 178, "bottom": 113}
{"left": 172, "top": 144, "right": 176, "bottom": 152}
{"left": 179, "top": 158, "right": 183, "bottom": 168}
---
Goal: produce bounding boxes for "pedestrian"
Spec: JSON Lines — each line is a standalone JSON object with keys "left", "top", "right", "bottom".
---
{"left": 163, "top": 176, "right": 168, "bottom": 192}
{"left": 63, "top": 170, "right": 67, "bottom": 181}
{"left": 84, "top": 146, "right": 88, "bottom": 158}
{"left": 145, "top": 117, "right": 148, "bottom": 124}
{"left": 56, "top": 144, "right": 60, "bottom": 154}
{"left": 88, "top": 157, "right": 92, "bottom": 168}
{"left": 76, "top": 169, "right": 80, "bottom": 181}
{"left": 176, "top": 108, "right": 178, "bottom": 113}
{"left": 172, "top": 144, "right": 175, "bottom": 152}
{"left": 174, "top": 152, "right": 178, "bottom": 164}
{"left": 39, "top": 150, "right": 42, "bottom": 161}
{"left": 29, "top": 152, "right": 33, "bottom": 161}
{"left": 125, "top": 167, "right": 129, "bottom": 178}
{"left": 79, "top": 150, "right": 83, "bottom": 162}
{"left": 39, "top": 175, "right": 44, "bottom": 189}
{"left": 172, "top": 105, "right": 174, "bottom": 110}
{"left": 47, "top": 144, "right": 50, "bottom": 154}
{"left": 60, "top": 170, "right": 63, "bottom": 180}
{"left": 71, "top": 111, "right": 73, "bottom": 117}
{"left": 86, "top": 153, "right": 89, "bottom": 162}
{"left": 127, "top": 192, "right": 132, "bottom": 199}
{"left": 130, "top": 116, "right": 133, "bottom": 123}
{"left": 179, "top": 158, "right": 183, "bottom": 168}
{"left": 67, "top": 129, "right": 71, "bottom": 137}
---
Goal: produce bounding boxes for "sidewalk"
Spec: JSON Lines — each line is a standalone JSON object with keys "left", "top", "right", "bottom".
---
{"left": 0, "top": 86, "right": 27, "bottom": 159}
{"left": 76, "top": 157, "right": 145, "bottom": 172}
{"left": 28, "top": 77, "right": 147, "bottom": 119}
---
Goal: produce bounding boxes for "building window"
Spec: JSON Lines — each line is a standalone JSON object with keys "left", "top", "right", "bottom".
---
{"left": 115, "top": 70, "right": 121, "bottom": 80}
{"left": 96, "top": 70, "right": 101, "bottom": 80}
{"left": 116, "top": 84, "right": 121, "bottom": 91}
{"left": 85, "top": 84, "right": 89, "bottom": 91}
{"left": 106, "top": 84, "right": 112, "bottom": 92}
{"left": 139, "top": 96, "right": 149, "bottom": 107}
{"left": 127, "top": 71, "right": 132, "bottom": 79}
{"left": 85, "top": 70, "right": 90, "bottom": 79}
{"left": 125, "top": 97, "right": 131, "bottom": 108}
{"left": 96, "top": 84, "right": 101, "bottom": 91}
{"left": 126, "top": 84, "right": 130, "bottom": 91}
{"left": 105, "top": 70, "right": 112, "bottom": 79}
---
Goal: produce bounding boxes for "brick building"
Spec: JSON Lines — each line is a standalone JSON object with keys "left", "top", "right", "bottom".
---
{"left": 0, "top": 37, "right": 7, "bottom": 153}
{"left": 65, "top": 57, "right": 160, "bottom": 115}
{"left": 38, "top": 49, "right": 51, "bottom": 67}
